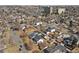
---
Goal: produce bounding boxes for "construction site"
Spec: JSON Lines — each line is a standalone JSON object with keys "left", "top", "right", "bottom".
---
{"left": 0, "top": 6, "right": 79, "bottom": 53}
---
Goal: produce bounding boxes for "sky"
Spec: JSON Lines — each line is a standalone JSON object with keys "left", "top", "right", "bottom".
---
{"left": 0, "top": 0, "right": 79, "bottom": 5}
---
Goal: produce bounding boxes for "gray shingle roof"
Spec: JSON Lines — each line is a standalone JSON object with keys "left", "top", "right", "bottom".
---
{"left": 29, "top": 31, "right": 44, "bottom": 43}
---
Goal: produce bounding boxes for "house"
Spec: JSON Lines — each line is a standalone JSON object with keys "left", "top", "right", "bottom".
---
{"left": 29, "top": 31, "right": 49, "bottom": 50}
{"left": 29, "top": 31, "right": 44, "bottom": 44}
{"left": 73, "top": 32, "right": 79, "bottom": 45}
{"left": 35, "top": 21, "right": 42, "bottom": 26}
{"left": 63, "top": 34, "right": 78, "bottom": 50}
{"left": 20, "top": 24, "right": 26, "bottom": 31}
{"left": 45, "top": 27, "right": 56, "bottom": 35}
{"left": 39, "top": 6, "right": 50, "bottom": 16}
{"left": 43, "top": 44, "right": 68, "bottom": 53}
